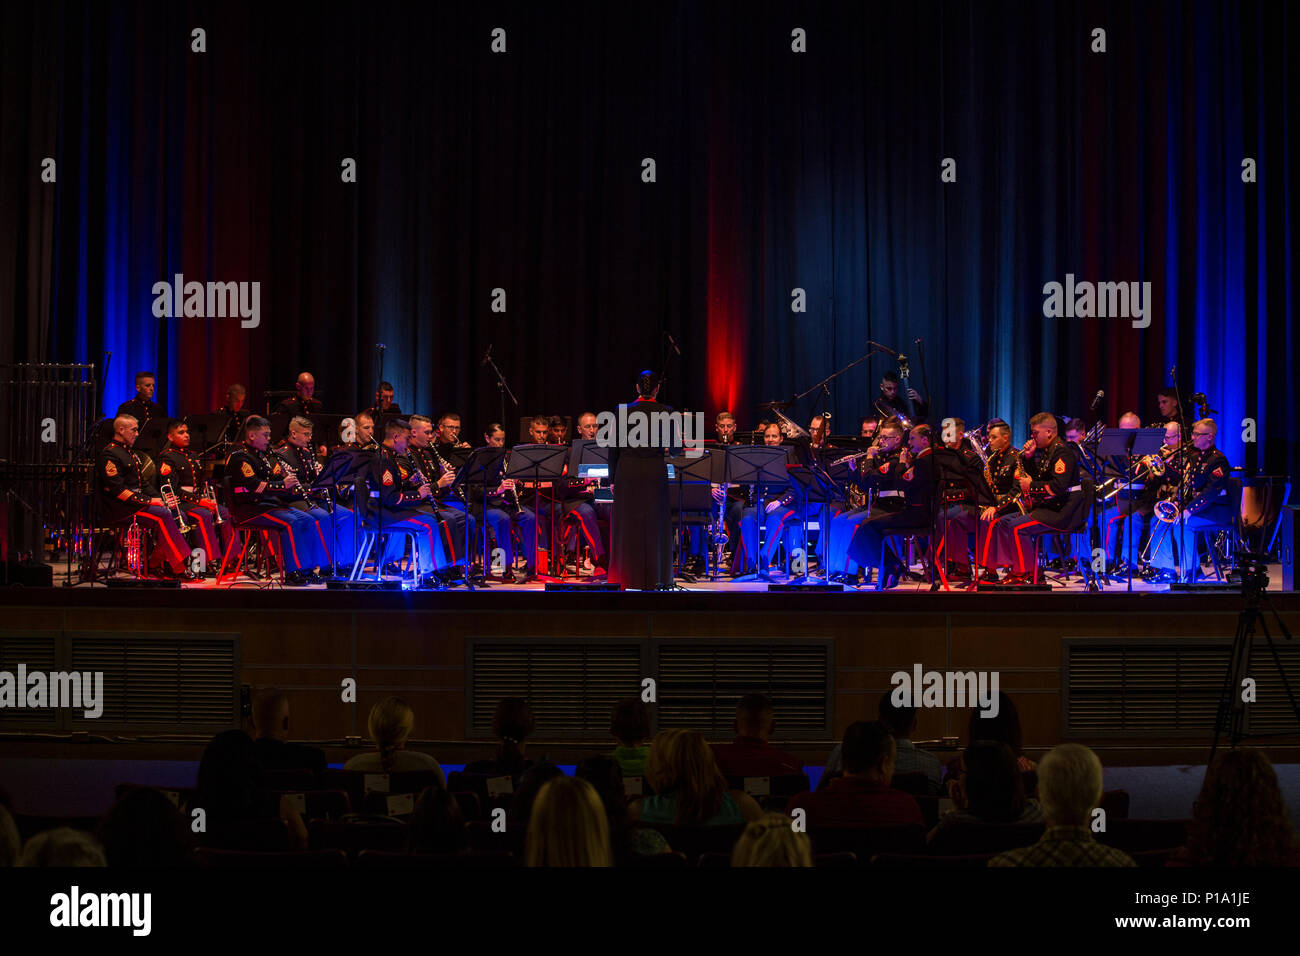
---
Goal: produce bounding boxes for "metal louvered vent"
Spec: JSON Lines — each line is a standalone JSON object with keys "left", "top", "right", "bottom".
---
{"left": 468, "top": 640, "right": 645, "bottom": 738}
{"left": 66, "top": 634, "right": 239, "bottom": 731}
{"left": 1240, "top": 643, "right": 1300, "bottom": 736}
{"left": 0, "top": 633, "right": 60, "bottom": 729}
{"left": 1064, "top": 639, "right": 1300, "bottom": 738}
{"left": 655, "top": 642, "right": 832, "bottom": 738}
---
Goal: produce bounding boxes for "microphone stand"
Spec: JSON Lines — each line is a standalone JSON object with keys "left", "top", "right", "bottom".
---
{"left": 483, "top": 349, "right": 517, "bottom": 431}
{"left": 1171, "top": 368, "right": 1192, "bottom": 583}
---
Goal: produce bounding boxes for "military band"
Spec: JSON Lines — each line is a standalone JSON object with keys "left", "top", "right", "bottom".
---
{"left": 93, "top": 370, "right": 1241, "bottom": 590}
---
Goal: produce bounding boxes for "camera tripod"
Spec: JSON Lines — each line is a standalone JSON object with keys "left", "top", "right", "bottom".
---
{"left": 1210, "top": 553, "right": 1300, "bottom": 760}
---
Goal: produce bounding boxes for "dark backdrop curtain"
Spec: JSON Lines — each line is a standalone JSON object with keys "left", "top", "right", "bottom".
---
{"left": 2, "top": 0, "right": 1295, "bottom": 476}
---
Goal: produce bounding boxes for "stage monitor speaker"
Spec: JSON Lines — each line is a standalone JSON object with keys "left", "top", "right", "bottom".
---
{"left": 1280, "top": 504, "right": 1298, "bottom": 592}
{"left": 3, "top": 561, "right": 54, "bottom": 587}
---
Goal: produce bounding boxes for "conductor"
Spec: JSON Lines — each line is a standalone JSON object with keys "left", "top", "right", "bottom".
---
{"left": 608, "top": 370, "right": 675, "bottom": 590}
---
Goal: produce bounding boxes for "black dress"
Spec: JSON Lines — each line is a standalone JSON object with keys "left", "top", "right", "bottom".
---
{"left": 608, "top": 398, "right": 675, "bottom": 589}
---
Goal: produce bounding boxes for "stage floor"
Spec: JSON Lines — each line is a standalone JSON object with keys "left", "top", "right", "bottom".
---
{"left": 55, "top": 561, "right": 1265, "bottom": 594}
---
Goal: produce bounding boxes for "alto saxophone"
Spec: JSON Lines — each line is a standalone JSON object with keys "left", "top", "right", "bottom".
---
{"left": 1012, "top": 442, "right": 1035, "bottom": 515}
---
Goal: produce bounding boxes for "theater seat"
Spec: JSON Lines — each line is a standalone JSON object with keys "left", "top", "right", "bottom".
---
{"left": 870, "top": 852, "right": 996, "bottom": 867}
{"left": 355, "top": 850, "right": 517, "bottom": 869}
{"left": 889, "top": 771, "right": 932, "bottom": 796}
{"left": 925, "top": 822, "right": 1044, "bottom": 855}
{"left": 1096, "top": 818, "right": 1190, "bottom": 853}
{"left": 261, "top": 768, "right": 317, "bottom": 791}
{"left": 321, "top": 769, "right": 446, "bottom": 814}
{"left": 194, "top": 848, "right": 347, "bottom": 868}
{"left": 639, "top": 824, "right": 746, "bottom": 862}
{"left": 807, "top": 824, "right": 926, "bottom": 859}
{"left": 271, "top": 789, "right": 350, "bottom": 820}
{"left": 467, "top": 820, "right": 527, "bottom": 855}
{"left": 308, "top": 817, "right": 409, "bottom": 857}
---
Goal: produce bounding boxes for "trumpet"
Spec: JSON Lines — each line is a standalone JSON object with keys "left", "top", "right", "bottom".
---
{"left": 160, "top": 481, "right": 194, "bottom": 534}
{"left": 202, "top": 481, "right": 225, "bottom": 524}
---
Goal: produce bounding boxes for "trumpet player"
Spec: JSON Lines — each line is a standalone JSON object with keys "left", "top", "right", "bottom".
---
{"left": 97, "top": 415, "right": 193, "bottom": 580}
{"left": 277, "top": 416, "right": 357, "bottom": 571}
{"left": 1148, "top": 419, "right": 1232, "bottom": 584}
{"left": 225, "top": 416, "right": 328, "bottom": 584}
{"left": 845, "top": 423, "right": 937, "bottom": 589}
{"left": 159, "top": 419, "right": 234, "bottom": 567}
{"left": 986, "top": 413, "right": 1081, "bottom": 583}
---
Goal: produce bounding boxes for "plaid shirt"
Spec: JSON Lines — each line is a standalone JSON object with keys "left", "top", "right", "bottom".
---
{"left": 989, "top": 825, "right": 1136, "bottom": 867}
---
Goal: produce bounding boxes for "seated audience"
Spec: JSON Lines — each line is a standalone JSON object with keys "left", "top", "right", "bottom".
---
{"left": 525, "top": 776, "right": 612, "bottom": 867}
{"left": 989, "top": 744, "right": 1135, "bottom": 867}
{"left": 822, "top": 693, "right": 943, "bottom": 794}
{"left": 1169, "top": 747, "right": 1300, "bottom": 867}
{"left": 789, "top": 722, "right": 923, "bottom": 828}
{"left": 408, "top": 786, "right": 468, "bottom": 855}
{"left": 344, "top": 696, "right": 446, "bottom": 783}
{"left": 731, "top": 812, "right": 813, "bottom": 867}
{"left": 465, "top": 696, "right": 537, "bottom": 784}
{"left": 18, "top": 828, "right": 106, "bottom": 867}
{"left": 98, "top": 786, "right": 192, "bottom": 867}
{"left": 710, "top": 693, "right": 805, "bottom": 779}
{"left": 196, "top": 729, "right": 308, "bottom": 849}
{"left": 968, "top": 692, "right": 1036, "bottom": 772}
{"left": 0, "top": 805, "right": 20, "bottom": 867}
{"left": 250, "top": 687, "right": 327, "bottom": 781}
{"left": 577, "top": 755, "right": 670, "bottom": 859}
{"left": 609, "top": 698, "right": 652, "bottom": 778}
{"left": 511, "top": 763, "right": 565, "bottom": 825}
{"left": 629, "top": 729, "right": 763, "bottom": 827}
{"left": 929, "top": 741, "right": 1043, "bottom": 842}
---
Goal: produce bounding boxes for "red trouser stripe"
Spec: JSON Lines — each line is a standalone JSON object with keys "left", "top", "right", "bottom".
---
{"left": 262, "top": 513, "right": 301, "bottom": 569}
{"left": 1012, "top": 519, "right": 1043, "bottom": 574}
{"left": 407, "top": 516, "right": 439, "bottom": 565}
{"left": 138, "top": 511, "right": 184, "bottom": 565}
{"left": 187, "top": 509, "right": 214, "bottom": 557}
{"left": 314, "top": 520, "right": 331, "bottom": 564}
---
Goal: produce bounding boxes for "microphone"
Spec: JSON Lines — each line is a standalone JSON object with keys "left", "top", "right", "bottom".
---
{"left": 665, "top": 332, "right": 681, "bottom": 356}
{"left": 867, "top": 340, "right": 899, "bottom": 357}
{"left": 482, "top": 345, "right": 493, "bottom": 367}
{"left": 1090, "top": 390, "right": 1105, "bottom": 411}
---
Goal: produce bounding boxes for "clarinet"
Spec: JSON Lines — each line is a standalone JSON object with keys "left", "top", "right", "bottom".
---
{"left": 432, "top": 445, "right": 467, "bottom": 504}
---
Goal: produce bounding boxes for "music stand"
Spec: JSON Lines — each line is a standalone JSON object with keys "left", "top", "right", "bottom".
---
{"left": 728, "top": 445, "right": 792, "bottom": 583}
{"left": 667, "top": 449, "right": 714, "bottom": 582}
{"left": 782, "top": 461, "right": 838, "bottom": 583}
{"left": 457, "top": 445, "right": 508, "bottom": 582}
{"left": 1097, "top": 428, "right": 1165, "bottom": 591}
{"left": 314, "top": 448, "right": 365, "bottom": 580}
{"left": 506, "top": 444, "right": 569, "bottom": 580}
{"left": 928, "top": 446, "right": 975, "bottom": 591}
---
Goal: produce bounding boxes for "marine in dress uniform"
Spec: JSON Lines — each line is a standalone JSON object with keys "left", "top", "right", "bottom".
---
{"left": 224, "top": 417, "right": 329, "bottom": 584}
{"left": 987, "top": 414, "right": 1082, "bottom": 582}
{"left": 158, "top": 421, "right": 234, "bottom": 568}
{"left": 97, "top": 416, "right": 192, "bottom": 577}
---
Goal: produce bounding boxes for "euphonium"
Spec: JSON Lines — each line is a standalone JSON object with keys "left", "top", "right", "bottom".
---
{"left": 125, "top": 516, "right": 143, "bottom": 576}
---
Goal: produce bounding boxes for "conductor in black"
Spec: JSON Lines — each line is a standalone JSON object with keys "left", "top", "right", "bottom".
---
{"left": 608, "top": 370, "right": 676, "bottom": 590}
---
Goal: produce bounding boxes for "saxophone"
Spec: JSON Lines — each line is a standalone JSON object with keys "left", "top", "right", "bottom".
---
{"left": 1011, "top": 441, "right": 1035, "bottom": 515}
